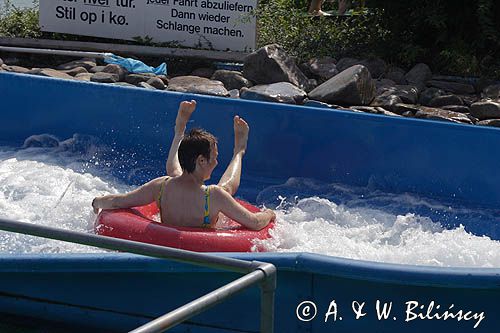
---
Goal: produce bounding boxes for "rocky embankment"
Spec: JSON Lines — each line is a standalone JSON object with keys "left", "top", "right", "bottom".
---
{"left": 2, "top": 44, "right": 500, "bottom": 127}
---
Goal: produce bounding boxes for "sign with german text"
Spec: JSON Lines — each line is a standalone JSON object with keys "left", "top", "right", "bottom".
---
{"left": 39, "top": 0, "right": 257, "bottom": 52}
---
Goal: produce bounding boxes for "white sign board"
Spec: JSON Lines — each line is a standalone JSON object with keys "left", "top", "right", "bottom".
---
{"left": 39, "top": 0, "right": 257, "bottom": 52}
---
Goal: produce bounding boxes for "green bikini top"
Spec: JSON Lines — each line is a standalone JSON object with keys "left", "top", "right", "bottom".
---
{"left": 157, "top": 177, "right": 211, "bottom": 227}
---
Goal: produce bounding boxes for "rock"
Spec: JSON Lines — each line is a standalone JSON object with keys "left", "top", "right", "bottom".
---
{"left": 441, "top": 105, "right": 470, "bottom": 114}
{"left": 303, "top": 100, "right": 345, "bottom": 110}
{"left": 57, "top": 58, "right": 96, "bottom": 71}
{"left": 360, "top": 58, "right": 387, "bottom": 79}
{"left": 211, "top": 70, "right": 252, "bottom": 90}
{"left": 427, "top": 80, "right": 475, "bottom": 95}
{"left": 371, "top": 93, "right": 403, "bottom": 113}
{"left": 228, "top": 89, "right": 240, "bottom": 98}
{"left": 0, "top": 58, "right": 3, "bottom": 66}
{"left": 111, "top": 82, "right": 136, "bottom": 88}
{"left": 405, "top": 63, "right": 432, "bottom": 90}
{"left": 428, "top": 94, "right": 464, "bottom": 108}
{"left": 336, "top": 57, "right": 360, "bottom": 72}
{"left": 102, "top": 64, "right": 128, "bottom": 81}
{"left": 350, "top": 106, "right": 400, "bottom": 117}
{"left": 392, "top": 103, "right": 421, "bottom": 116}
{"left": 138, "top": 82, "right": 155, "bottom": 89}
{"left": 167, "top": 76, "right": 229, "bottom": 97}
{"left": 308, "top": 65, "right": 375, "bottom": 106}
{"left": 2, "top": 57, "right": 20, "bottom": 65}
{"left": 477, "top": 119, "right": 500, "bottom": 128}
{"left": 375, "top": 79, "right": 396, "bottom": 95}
{"left": 240, "top": 82, "right": 307, "bottom": 104}
{"left": 157, "top": 75, "right": 170, "bottom": 86}
{"left": 415, "top": 107, "right": 473, "bottom": 124}
{"left": 27, "top": 68, "right": 75, "bottom": 80}
{"left": 146, "top": 77, "right": 167, "bottom": 90}
{"left": 191, "top": 67, "right": 215, "bottom": 78}
{"left": 22, "top": 134, "right": 59, "bottom": 148}
{"left": 303, "top": 57, "right": 339, "bottom": 81}
{"left": 75, "top": 73, "right": 93, "bottom": 81}
{"left": 482, "top": 84, "right": 500, "bottom": 100}
{"left": 470, "top": 101, "right": 500, "bottom": 120}
{"left": 90, "top": 66, "right": 106, "bottom": 73}
{"left": 419, "top": 87, "right": 444, "bottom": 106}
{"left": 61, "top": 66, "right": 88, "bottom": 76}
{"left": 384, "top": 66, "right": 407, "bottom": 85}
{"left": 90, "top": 72, "right": 120, "bottom": 83}
{"left": 242, "top": 44, "right": 310, "bottom": 90}
{"left": 125, "top": 73, "right": 156, "bottom": 85}
{"left": 1, "top": 64, "right": 30, "bottom": 73}
{"left": 378, "top": 85, "right": 419, "bottom": 104}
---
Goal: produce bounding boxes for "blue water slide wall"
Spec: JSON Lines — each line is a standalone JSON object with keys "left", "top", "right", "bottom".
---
{"left": 1, "top": 73, "right": 499, "bottom": 333}
{"left": 3, "top": 72, "right": 500, "bottom": 209}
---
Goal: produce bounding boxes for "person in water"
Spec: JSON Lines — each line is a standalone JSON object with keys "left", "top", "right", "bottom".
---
{"left": 92, "top": 100, "right": 275, "bottom": 230}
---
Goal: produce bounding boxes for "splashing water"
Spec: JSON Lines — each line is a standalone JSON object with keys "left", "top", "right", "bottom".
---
{"left": 1, "top": 139, "right": 499, "bottom": 267}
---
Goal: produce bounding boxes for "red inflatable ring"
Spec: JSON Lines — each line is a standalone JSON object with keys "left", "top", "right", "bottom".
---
{"left": 95, "top": 200, "right": 275, "bottom": 252}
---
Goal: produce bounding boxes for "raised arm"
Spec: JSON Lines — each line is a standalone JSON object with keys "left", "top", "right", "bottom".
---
{"left": 92, "top": 177, "right": 166, "bottom": 213}
{"left": 166, "top": 100, "right": 197, "bottom": 177}
{"left": 211, "top": 186, "right": 275, "bottom": 230}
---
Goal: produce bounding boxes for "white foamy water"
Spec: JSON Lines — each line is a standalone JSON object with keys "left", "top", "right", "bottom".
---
{"left": 0, "top": 146, "right": 132, "bottom": 254}
{"left": 1, "top": 144, "right": 499, "bottom": 267}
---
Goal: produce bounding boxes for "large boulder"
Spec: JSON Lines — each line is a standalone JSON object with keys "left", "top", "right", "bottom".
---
{"left": 336, "top": 57, "right": 387, "bottom": 79}
{"left": 240, "top": 82, "right": 307, "bottom": 104}
{"left": 405, "top": 63, "right": 432, "bottom": 90}
{"left": 211, "top": 70, "right": 252, "bottom": 90}
{"left": 308, "top": 65, "right": 375, "bottom": 106}
{"left": 302, "top": 57, "right": 339, "bottom": 81}
{"left": 384, "top": 66, "right": 407, "bottom": 85}
{"left": 470, "top": 101, "right": 500, "bottom": 120}
{"left": 167, "top": 76, "right": 229, "bottom": 97}
{"left": 242, "top": 44, "right": 310, "bottom": 90}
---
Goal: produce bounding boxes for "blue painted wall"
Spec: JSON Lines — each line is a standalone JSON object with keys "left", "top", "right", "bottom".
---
{"left": 3, "top": 72, "right": 500, "bottom": 209}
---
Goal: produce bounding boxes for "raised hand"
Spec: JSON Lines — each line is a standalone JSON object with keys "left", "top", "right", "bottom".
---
{"left": 175, "top": 100, "right": 197, "bottom": 134}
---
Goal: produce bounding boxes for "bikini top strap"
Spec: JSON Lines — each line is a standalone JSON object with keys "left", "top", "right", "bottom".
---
{"left": 156, "top": 176, "right": 169, "bottom": 210}
{"left": 202, "top": 185, "right": 211, "bottom": 227}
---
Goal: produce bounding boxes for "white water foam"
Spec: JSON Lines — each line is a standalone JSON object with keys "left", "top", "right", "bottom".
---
{"left": 1, "top": 145, "right": 499, "bottom": 267}
{"left": 0, "top": 146, "right": 132, "bottom": 254}
{"left": 255, "top": 179, "right": 500, "bottom": 268}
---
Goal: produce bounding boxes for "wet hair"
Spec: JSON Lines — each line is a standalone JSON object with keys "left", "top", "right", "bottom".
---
{"left": 178, "top": 128, "right": 218, "bottom": 173}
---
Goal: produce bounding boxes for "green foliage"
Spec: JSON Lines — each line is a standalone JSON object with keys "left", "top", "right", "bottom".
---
{"left": 0, "top": 0, "right": 41, "bottom": 38}
{"left": 256, "top": 1, "right": 389, "bottom": 62}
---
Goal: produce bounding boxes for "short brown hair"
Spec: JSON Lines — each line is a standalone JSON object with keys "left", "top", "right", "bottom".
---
{"left": 178, "top": 128, "right": 217, "bottom": 173}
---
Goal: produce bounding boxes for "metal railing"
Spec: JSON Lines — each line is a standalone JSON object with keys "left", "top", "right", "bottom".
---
{"left": 0, "top": 217, "right": 276, "bottom": 333}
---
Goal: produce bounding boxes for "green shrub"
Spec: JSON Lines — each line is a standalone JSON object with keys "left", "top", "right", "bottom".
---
{"left": 256, "top": 0, "right": 389, "bottom": 62}
{"left": 0, "top": 0, "right": 41, "bottom": 38}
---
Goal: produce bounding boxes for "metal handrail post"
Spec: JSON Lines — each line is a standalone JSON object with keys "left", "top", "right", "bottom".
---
{"left": 258, "top": 263, "right": 277, "bottom": 333}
